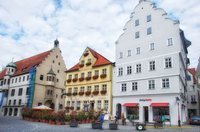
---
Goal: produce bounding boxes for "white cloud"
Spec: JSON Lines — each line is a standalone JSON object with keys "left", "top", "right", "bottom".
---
{"left": 0, "top": 0, "right": 199, "bottom": 71}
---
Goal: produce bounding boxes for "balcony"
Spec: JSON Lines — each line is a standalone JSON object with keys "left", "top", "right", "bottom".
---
{"left": 46, "top": 81, "right": 55, "bottom": 86}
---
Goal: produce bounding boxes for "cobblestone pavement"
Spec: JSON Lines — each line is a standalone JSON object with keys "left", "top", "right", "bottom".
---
{"left": 0, "top": 116, "right": 200, "bottom": 132}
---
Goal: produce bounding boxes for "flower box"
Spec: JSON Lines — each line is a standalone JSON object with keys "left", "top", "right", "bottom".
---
{"left": 85, "top": 91, "right": 91, "bottom": 96}
{"left": 79, "top": 92, "right": 84, "bottom": 96}
{"left": 57, "top": 121, "right": 61, "bottom": 125}
{"left": 77, "top": 107, "right": 80, "bottom": 110}
{"left": 70, "top": 106, "right": 74, "bottom": 110}
{"left": 65, "top": 106, "right": 70, "bottom": 110}
{"left": 93, "top": 75, "right": 99, "bottom": 80}
{"left": 100, "top": 74, "right": 107, "bottom": 78}
{"left": 67, "top": 79, "right": 72, "bottom": 83}
{"left": 70, "top": 121, "right": 78, "bottom": 127}
{"left": 92, "top": 91, "right": 99, "bottom": 95}
{"left": 100, "top": 90, "right": 107, "bottom": 95}
{"left": 65, "top": 122, "right": 69, "bottom": 125}
{"left": 109, "top": 123, "right": 118, "bottom": 130}
{"left": 85, "top": 77, "right": 91, "bottom": 81}
{"left": 67, "top": 93, "right": 72, "bottom": 96}
{"left": 73, "top": 93, "right": 78, "bottom": 96}
{"left": 86, "top": 62, "right": 91, "bottom": 66}
{"left": 84, "top": 52, "right": 89, "bottom": 57}
{"left": 73, "top": 78, "right": 78, "bottom": 82}
{"left": 79, "top": 64, "right": 84, "bottom": 68}
{"left": 92, "top": 122, "right": 101, "bottom": 129}
{"left": 79, "top": 77, "right": 84, "bottom": 81}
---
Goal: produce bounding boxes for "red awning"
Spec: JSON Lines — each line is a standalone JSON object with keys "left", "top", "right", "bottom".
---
{"left": 123, "top": 103, "right": 139, "bottom": 107}
{"left": 150, "top": 103, "right": 169, "bottom": 107}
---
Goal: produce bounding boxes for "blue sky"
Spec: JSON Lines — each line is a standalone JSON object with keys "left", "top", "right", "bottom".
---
{"left": 0, "top": 0, "right": 200, "bottom": 70}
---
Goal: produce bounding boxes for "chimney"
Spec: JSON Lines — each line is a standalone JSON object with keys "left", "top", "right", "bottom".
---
{"left": 54, "top": 39, "right": 59, "bottom": 48}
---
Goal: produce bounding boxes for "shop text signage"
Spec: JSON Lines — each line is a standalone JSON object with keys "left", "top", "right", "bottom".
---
{"left": 139, "top": 99, "right": 152, "bottom": 101}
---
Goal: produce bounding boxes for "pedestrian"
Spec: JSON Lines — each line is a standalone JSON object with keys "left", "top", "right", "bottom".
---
{"left": 99, "top": 112, "right": 104, "bottom": 129}
{"left": 115, "top": 112, "right": 120, "bottom": 124}
{"left": 122, "top": 113, "right": 126, "bottom": 125}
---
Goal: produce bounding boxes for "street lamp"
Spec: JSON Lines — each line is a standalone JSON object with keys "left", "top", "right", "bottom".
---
{"left": 176, "top": 97, "right": 181, "bottom": 127}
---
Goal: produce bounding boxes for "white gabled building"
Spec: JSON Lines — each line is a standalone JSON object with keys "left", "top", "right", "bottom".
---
{"left": 112, "top": 0, "right": 191, "bottom": 125}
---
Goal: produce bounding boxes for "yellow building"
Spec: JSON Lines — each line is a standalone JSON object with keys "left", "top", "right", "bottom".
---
{"left": 65, "top": 47, "right": 113, "bottom": 116}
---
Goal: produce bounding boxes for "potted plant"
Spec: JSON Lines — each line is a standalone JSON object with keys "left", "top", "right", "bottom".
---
{"left": 65, "top": 115, "right": 71, "bottom": 125}
{"left": 100, "top": 74, "right": 106, "bottom": 78}
{"left": 79, "top": 64, "right": 84, "bottom": 67}
{"left": 92, "top": 91, "right": 99, "bottom": 95}
{"left": 70, "top": 111, "right": 78, "bottom": 127}
{"left": 56, "top": 111, "right": 65, "bottom": 125}
{"left": 92, "top": 75, "right": 98, "bottom": 80}
{"left": 67, "top": 93, "right": 72, "bottom": 96}
{"left": 72, "top": 78, "right": 78, "bottom": 82}
{"left": 85, "top": 76, "right": 91, "bottom": 81}
{"left": 86, "top": 62, "right": 91, "bottom": 66}
{"left": 50, "top": 112, "right": 56, "bottom": 125}
{"left": 65, "top": 106, "right": 70, "bottom": 110}
{"left": 79, "top": 77, "right": 84, "bottom": 81}
{"left": 67, "top": 79, "right": 72, "bottom": 83}
{"left": 79, "top": 92, "right": 84, "bottom": 96}
{"left": 70, "top": 106, "right": 74, "bottom": 110}
{"left": 100, "top": 90, "right": 107, "bottom": 95}
{"left": 73, "top": 92, "right": 78, "bottom": 96}
{"left": 85, "top": 91, "right": 91, "bottom": 96}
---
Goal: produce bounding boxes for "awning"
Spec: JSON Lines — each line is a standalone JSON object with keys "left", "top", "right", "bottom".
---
{"left": 150, "top": 103, "right": 169, "bottom": 107}
{"left": 123, "top": 103, "right": 139, "bottom": 107}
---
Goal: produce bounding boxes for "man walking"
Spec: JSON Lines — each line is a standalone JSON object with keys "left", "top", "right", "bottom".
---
{"left": 99, "top": 112, "right": 104, "bottom": 129}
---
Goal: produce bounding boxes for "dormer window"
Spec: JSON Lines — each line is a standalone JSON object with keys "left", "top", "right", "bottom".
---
{"left": 88, "top": 59, "right": 91, "bottom": 63}
{"left": 81, "top": 60, "right": 85, "bottom": 64}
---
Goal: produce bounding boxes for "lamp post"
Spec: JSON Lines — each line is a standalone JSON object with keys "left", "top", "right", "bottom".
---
{"left": 176, "top": 97, "right": 181, "bottom": 127}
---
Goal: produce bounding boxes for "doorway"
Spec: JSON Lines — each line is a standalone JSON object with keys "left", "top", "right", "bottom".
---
{"left": 144, "top": 106, "right": 148, "bottom": 122}
{"left": 116, "top": 103, "right": 121, "bottom": 119}
{"left": 90, "top": 102, "right": 94, "bottom": 110}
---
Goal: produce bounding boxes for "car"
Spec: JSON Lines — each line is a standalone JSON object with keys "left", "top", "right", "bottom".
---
{"left": 189, "top": 116, "right": 200, "bottom": 125}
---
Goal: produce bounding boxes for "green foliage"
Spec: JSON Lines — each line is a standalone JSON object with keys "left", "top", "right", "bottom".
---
{"left": 64, "top": 115, "right": 71, "bottom": 122}
{"left": 51, "top": 112, "right": 56, "bottom": 121}
{"left": 56, "top": 111, "right": 65, "bottom": 121}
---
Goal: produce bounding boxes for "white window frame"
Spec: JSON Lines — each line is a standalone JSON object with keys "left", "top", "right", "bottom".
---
{"left": 94, "top": 85, "right": 99, "bottom": 91}
{"left": 165, "top": 57, "right": 172, "bottom": 68}
{"left": 127, "top": 66, "right": 132, "bottom": 75}
{"left": 119, "top": 52, "right": 123, "bottom": 59}
{"left": 128, "top": 50, "right": 131, "bottom": 57}
{"left": 150, "top": 43, "right": 154, "bottom": 50}
{"left": 148, "top": 80, "right": 155, "bottom": 90}
{"left": 162, "top": 78, "right": 170, "bottom": 88}
{"left": 87, "top": 86, "right": 91, "bottom": 91}
{"left": 102, "top": 84, "right": 107, "bottom": 91}
{"left": 118, "top": 67, "right": 123, "bottom": 76}
{"left": 121, "top": 83, "right": 126, "bottom": 92}
{"left": 104, "top": 100, "right": 108, "bottom": 109}
{"left": 149, "top": 61, "right": 155, "bottom": 71}
{"left": 136, "top": 47, "right": 140, "bottom": 54}
{"left": 168, "top": 38, "right": 173, "bottom": 46}
{"left": 147, "top": 27, "right": 152, "bottom": 35}
{"left": 132, "top": 82, "right": 138, "bottom": 91}
{"left": 97, "top": 101, "right": 101, "bottom": 109}
{"left": 136, "top": 64, "right": 141, "bottom": 73}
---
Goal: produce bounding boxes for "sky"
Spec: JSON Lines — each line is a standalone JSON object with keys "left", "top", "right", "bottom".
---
{"left": 0, "top": 0, "right": 200, "bottom": 70}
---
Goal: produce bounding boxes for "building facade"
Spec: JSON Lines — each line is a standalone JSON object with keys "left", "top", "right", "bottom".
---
{"left": 187, "top": 68, "right": 199, "bottom": 117}
{"left": 65, "top": 47, "right": 113, "bottom": 116}
{"left": 0, "top": 40, "right": 66, "bottom": 116}
{"left": 113, "top": 0, "right": 191, "bottom": 125}
{"left": 195, "top": 57, "right": 200, "bottom": 115}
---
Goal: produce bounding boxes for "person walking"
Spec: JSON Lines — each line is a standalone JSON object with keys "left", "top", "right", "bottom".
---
{"left": 99, "top": 112, "right": 104, "bottom": 129}
{"left": 122, "top": 113, "right": 126, "bottom": 125}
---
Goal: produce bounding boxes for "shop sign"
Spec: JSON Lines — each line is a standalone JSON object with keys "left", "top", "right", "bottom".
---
{"left": 139, "top": 99, "right": 152, "bottom": 101}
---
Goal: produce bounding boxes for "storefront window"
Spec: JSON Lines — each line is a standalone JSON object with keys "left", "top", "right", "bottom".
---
{"left": 153, "top": 107, "right": 170, "bottom": 121}
{"left": 126, "top": 107, "right": 139, "bottom": 120}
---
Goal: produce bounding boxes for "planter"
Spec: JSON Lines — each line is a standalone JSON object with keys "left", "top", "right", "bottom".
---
{"left": 85, "top": 77, "right": 91, "bottom": 81}
{"left": 92, "top": 122, "right": 100, "bottom": 129}
{"left": 100, "top": 74, "right": 107, "bottom": 78}
{"left": 66, "top": 93, "right": 72, "bottom": 96}
{"left": 95, "top": 120, "right": 98, "bottom": 123}
{"left": 49, "top": 120, "right": 52, "bottom": 124}
{"left": 86, "top": 62, "right": 91, "bottom": 66}
{"left": 84, "top": 52, "right": 88, "bottom": 57}
{"left": 89, "top": 120, "right": 92, "bottom": 123}
{"left": 136, "top": 123, "right": 146, "bottom": 131}
{"left": 65, "top": 106, "right": 70, "bottom": 110}
{"left": 45, "top": 120, "right": 49, "bottom": 123}
{"left": 92, "top": 91, "right": 99, "bottom": 95}
{"left": 81, "top": 120, "right": 85, "bottom": 124}
{"left": 41, "top": 120, "right": 45, "bottom": 123}
{"left": 57, "top": 121, "right": 62, "bottom": 125}
{"left": 100, "top": 90, "right": 107, "bottom": 95}
{"left": 79, "top": 92, "right": 84, "bottom": 96}
{"left": 73, "top": 78, "right": 78, "bottom": 82}
{"left": 73, "top": 93, "right": 78, "bottom": 96}
{"left": 65, "top": 122, "right": 69, "bottom": 125}
{"left": 93, "top": 75, "right": 99, "bottom": 80}
{"left": 51, "top": 121, "right": 56, "bottom": 125}
{"left": 79, "top": 78, "right": 84, "bottom": 81}
{"left": 70, "top": 107, "right": 74, "bottom": 110}
{"left": 109, "top": 123, "right": 118, "bottom": 130}
{"left": 77, "top": 107, "right": 80, "bottom": 110}
{"left": 85, "top": 91, "right": 91, "bottom": 96}
{"left": 85, "top": 120, "right": 89, "bottom": 123}
{"left": 70, "top": 121, "right": 78, "bottom": 127}
{"left": 79, "top": 64, "right": 84, "bottom": 67}
{"left": 67, "top": 79, "right": 71, "bottom": 83}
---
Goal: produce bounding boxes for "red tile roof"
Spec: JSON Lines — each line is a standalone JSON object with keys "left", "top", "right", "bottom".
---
{"left": 67, "top": 47, "right": 112, "bottom": 72}
{"left": 188, "top": 68, "right": 196, "bottom": 84}
{"left": 0, "top": 50, "right": 52, "bottom": 79}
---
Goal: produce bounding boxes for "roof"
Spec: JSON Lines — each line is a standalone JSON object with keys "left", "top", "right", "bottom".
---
{"left": 67, "top": 47, "right": 112, "bottom": 72}
{"left": 47, "top": 67, "right": 56, "bottom": 75}
{"left": 0, "top": 50, "right": 52, "bottom": 79}
{"left": 188, "top": 68, "right": 196, "bottom": 84}
{"left": 6, "top": 62, "right": 16, "bottom": 67}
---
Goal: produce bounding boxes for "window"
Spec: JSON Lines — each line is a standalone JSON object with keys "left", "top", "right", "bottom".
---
{"left": 11, "top": 89, "right": 15, "bottom": 96}
{"left": 19, "top": 99, "right": 22, "bottom": 105}
{"left": 19, "top": 77, "right": 21, "bottom": 82}
{"left": 149, "top": 61, "right": 155, "bottom": 71}
{"left": 81, "top": 73, "right": 84, "bottom": 78}
{"left": 68, "top": 88, "right": 72, "bottom": 93}
{"left": 12, "top": 79, "right": 14, "bottom": 84}
{"left": 165, "top": 58, "right": 172, "bottom": 68}
{"left": 58, "top": 62, "right": 60, "bottom": 65}
{"left": 53, "top": 60, "right": 55, "bottom": 63}
{"left": 74, "top": 87, "right": 78, "bottom": 93}
{"left": 187, "top": 75, "right": 191, "bottom": 81}
{"left": 102, "top": 84, "right": 107, "bottom": 91}
{"left": 147, "top": 15, "right": 151, "bottom": 22}
{"left": 128, "top": 50, "right": 131, "bottom": 57}
{"left": 136, "top": 64, "right": 141, "bottom": 73}
{"left": 88, "top": 59, "right": 91, "bottom": 63}
{"left": 191, "top": 95, "right": 196, "bottom": 102}
{"left": 26, "top": 87, "right": 29, "bottom": 95}
{"left": 121, "top": 83, "right": 126, "bottom": 92}
{"left": 57, "top": 70, "right": 59, "bottom": 73}
{"left": 150, "top": 43, "right": 154, "bottom": 50}
{"left": 168, "top": 38, "right": 173, "bottom": 46}
{"left": 190, "top": 85, "right": 195, "bottom": 91}
{"left": 67, "top": 101, "right": 70, "bottom": 106}
{"left": 59, "top": 104, "right": 63, "bottom": 109}
{"left": 135, "top": 31, "right": 139, "bottom": 39}
{"left": 27, "top": 75, "right": 29, "bottom": 81}
{"left": 72, "top": 101, "right": 75, "bottom": 107}
{"left": 162, "top": 78, "right": 169, "bottom": 88}
{"left": 135, "top": 19, "right": 139, "bottom": 26}
{"left": 74, "top": 74, "right": 78, "bottom": 79}
{"left": 40, "top": 75, "right": 43, "bottom": 80}
{"left": 94, "top": 85, "right": 99, "bottom": 91}
{"left": 56, "top": 55, "right": 58, "bottom": 58}
{"left": 81, "top": 60, "right": 84, "bottom": 64}
{"left": 95, "top": 70, "right": 99, "bottom": 76}
{"left": 102, "top": 69, "right": 107, "bottom": 74}
{"left": 68, "top": 75, "right": 72, "bottom": 79}
{"left": 149, "top": 80, "right": 155, "bottom": 89}
{"left": 127, "top": 107, "right": 139, "bottom": 120}
{"left": 80, "top": 87, "right": 84, "bottom": 92}
{"left": 87, "top": 86, "right": 91, "bottom": 91}
{"left": 118, "top": 67, "right": 123, "bottom": 76}
{"left": 77, "top": 101, "right": 81, "bottom": 107}
{"left": 147, "top": 27, "right": 152, "bottom": 35}
{"left": 14, "top": 100, "right": 16, "bottom": 105}
{"left": 153, "top": 107, "right": 170, "bottom": 121}
{"left": 88, "top": 72, "right": 92, "bottom": 77}
{"left": 104, "top": 100, "right": 108, "bottom": 109}
{"left": 15, "top": 78, "right": 17, "bottom": 83}
{"left": 9, "top": 100, "right": 11, "bottom": 105}
{"left": 136, "top": 47, "right": 140, "bottom": 54}
{"left": 127, "top": 66, "right": 132, "bottom": 75}
{"left": 132, "top": 82, "right": 138, "bottom": 91}
{"left": 18, "top": 88, "right": 23, "bottom": 96}
{"left": 97, "top": 101, "right": 101, "bottom": 109}
{"left": 23, "top": 76, "right": 25, "bottom": 81}
{"left": 119, "top": 52, "right": 123, "bottom": 59}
